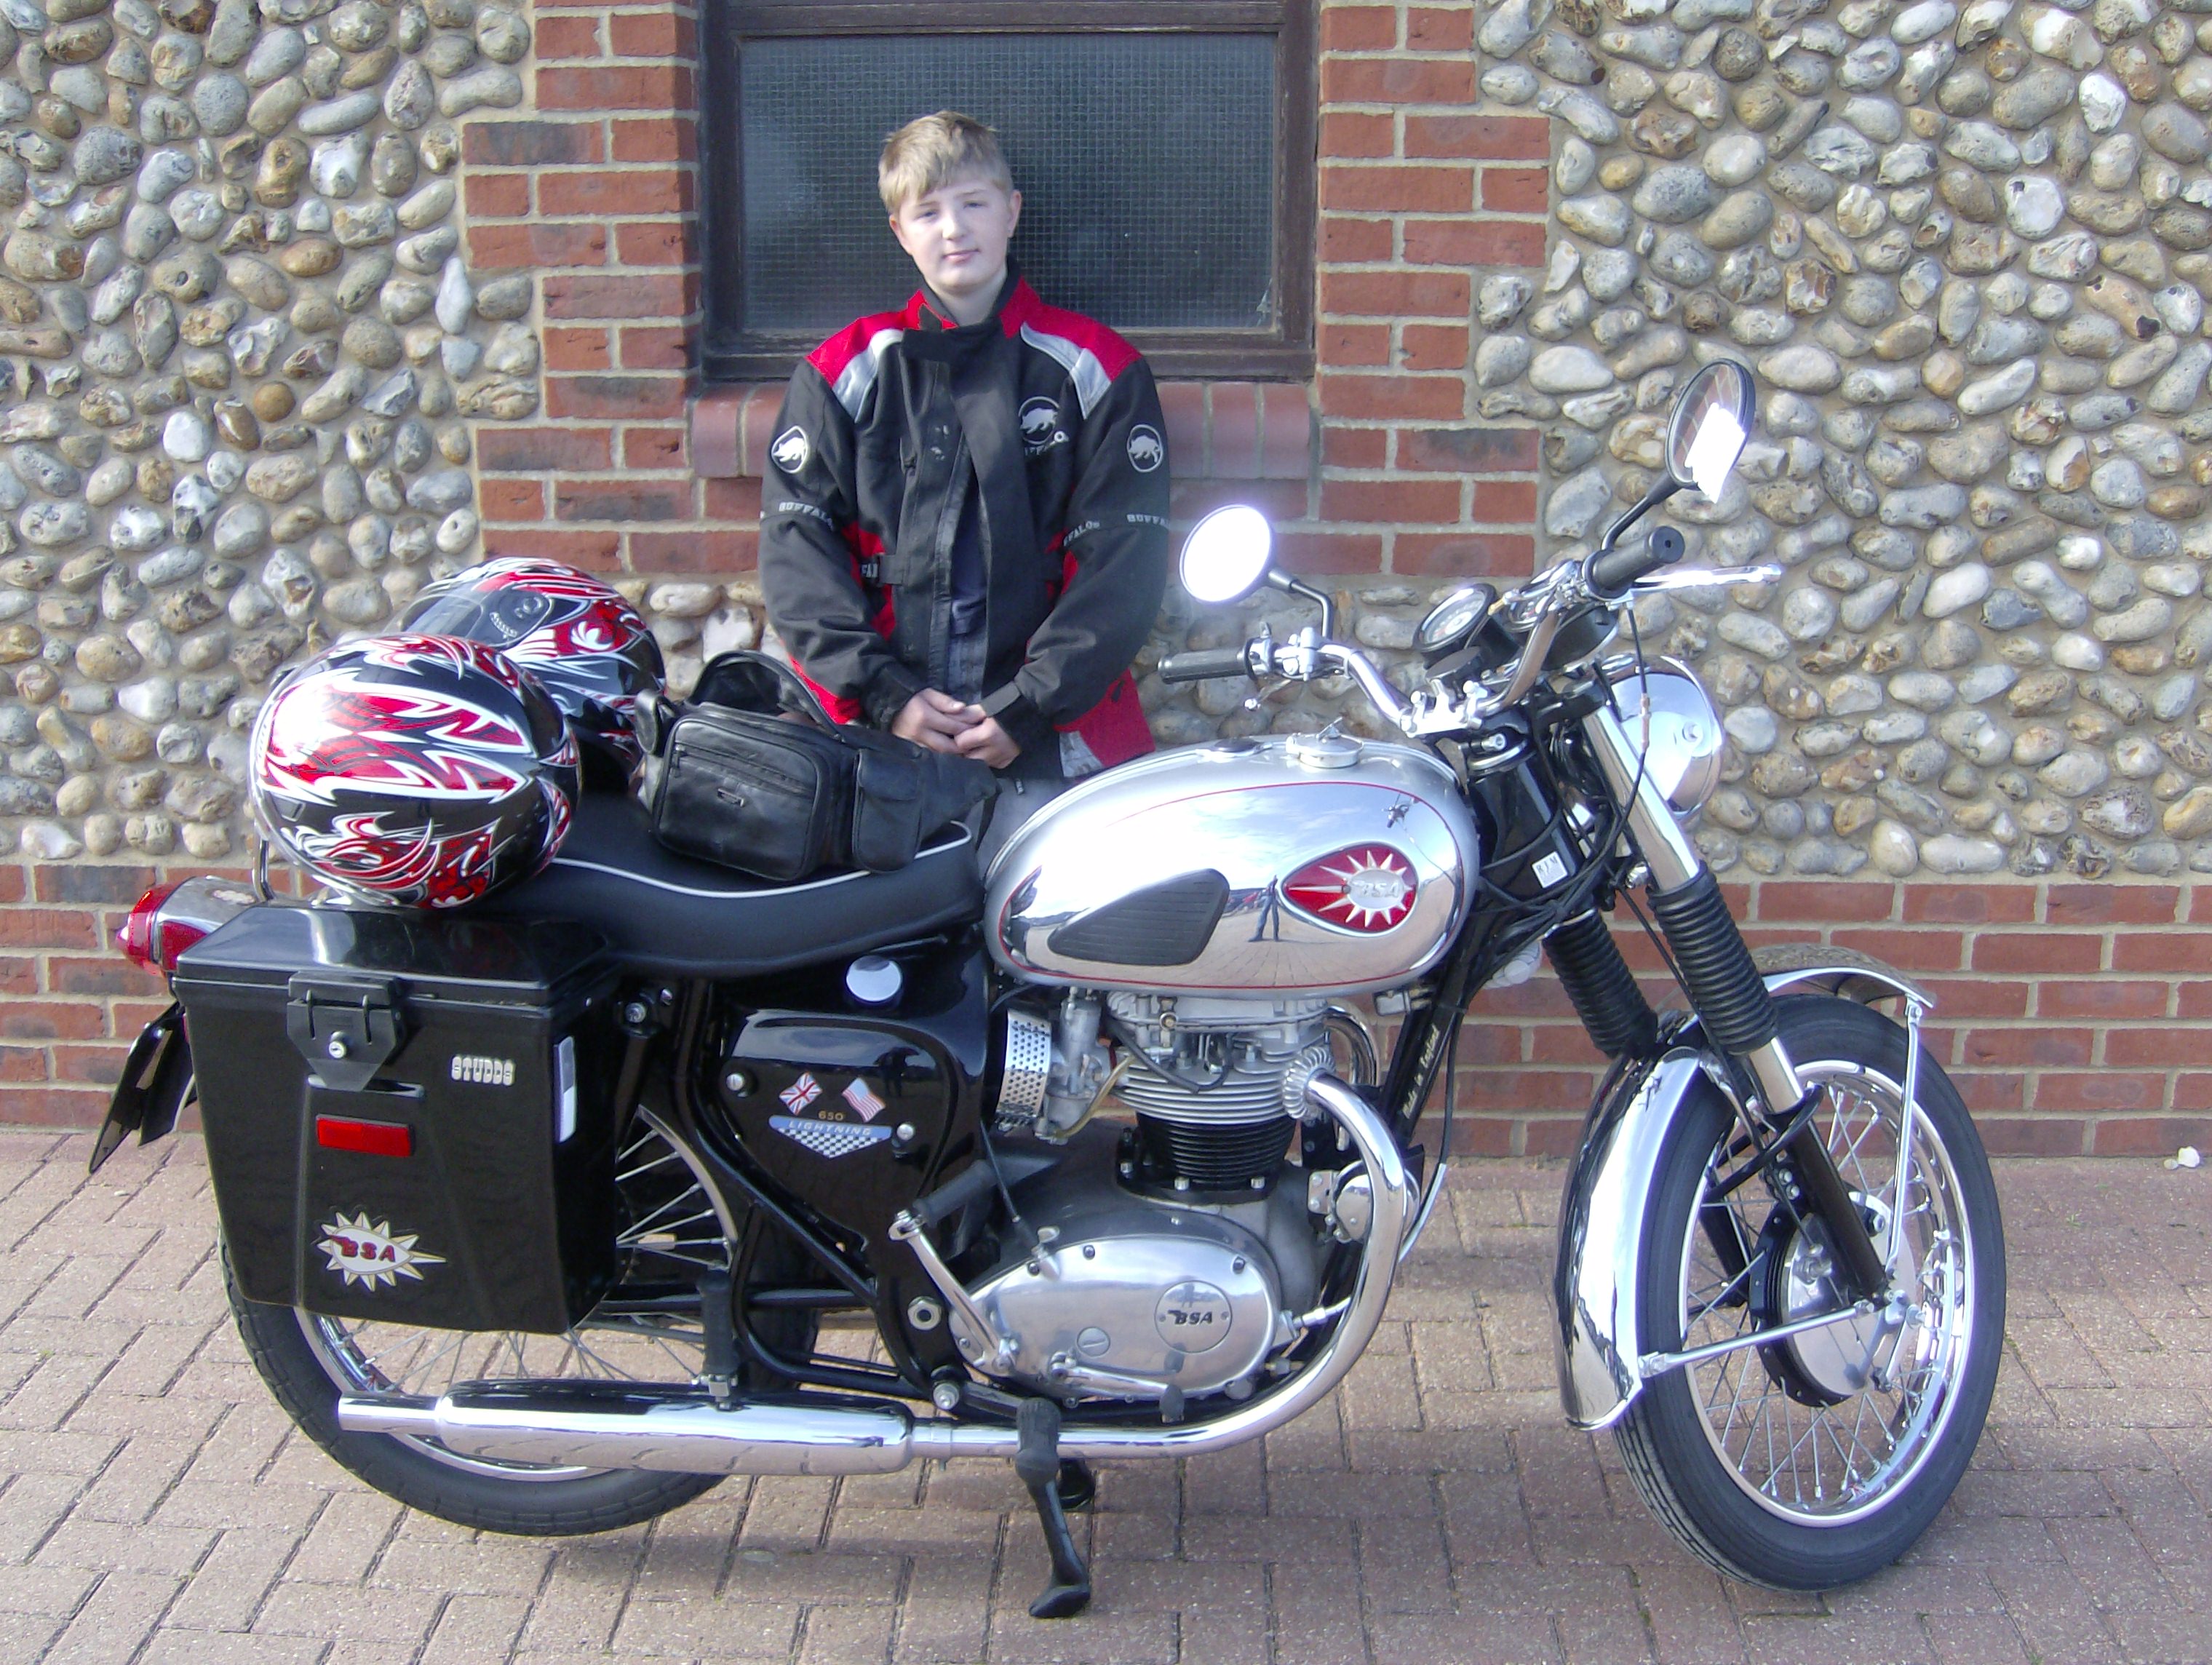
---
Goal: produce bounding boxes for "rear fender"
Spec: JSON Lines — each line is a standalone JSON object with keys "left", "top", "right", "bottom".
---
{"left": 89, "top": 1004, "right": 193, "bottom": 1176}
{"left": 1551, "top": 950, "right": 1933, "bottom": 1431}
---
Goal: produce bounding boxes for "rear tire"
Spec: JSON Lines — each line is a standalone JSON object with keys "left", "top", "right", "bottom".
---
{"left": 228, "top": 1254, "right": 726, "bottom": 1536}
{"left": 228, "top": 1113, "right": 819, "bottom": 1536}
{"left": 1615, "top": 996, "right": 2003, "bottom": 1589}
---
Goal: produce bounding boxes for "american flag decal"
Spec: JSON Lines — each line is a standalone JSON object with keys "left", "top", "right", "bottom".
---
{"left": 778, "top": 1073, "right": 822, "bottom": 1112}
{"left": 842, "top": 1078, "right": 887, "bottom": 1121}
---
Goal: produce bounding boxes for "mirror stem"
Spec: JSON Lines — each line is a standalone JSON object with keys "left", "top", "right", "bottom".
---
{"left": 1268, "top": 571, "right": 1335, "bottom": 639}
{"left": 1594, "top": 476, "right": 1682, "bottom": 556}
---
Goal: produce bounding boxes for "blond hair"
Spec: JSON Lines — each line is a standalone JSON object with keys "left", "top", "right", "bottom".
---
{"left": 878, "top": 111, "right": 1012, "bottom": 213}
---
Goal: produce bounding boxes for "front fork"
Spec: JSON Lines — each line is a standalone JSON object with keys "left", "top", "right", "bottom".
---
{"left": 1581, "top": 704, "right": 1891, "bottom": 1300}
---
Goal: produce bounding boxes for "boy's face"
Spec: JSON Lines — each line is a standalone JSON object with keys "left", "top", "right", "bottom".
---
{"left": 890, "top": 172, "right": 1022, "bottom": 313}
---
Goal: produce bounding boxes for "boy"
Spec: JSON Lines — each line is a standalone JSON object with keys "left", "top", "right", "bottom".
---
{"left": 760, "top": 111, "right": 1170, "bottom": 784}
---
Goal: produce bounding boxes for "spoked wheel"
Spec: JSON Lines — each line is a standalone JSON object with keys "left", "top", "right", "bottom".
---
{"left": 230, "top": 1111, "right": 814, "bottom": 1534}
{"left": 1615, "top": 996, "right": 2005, "bottom": 1589}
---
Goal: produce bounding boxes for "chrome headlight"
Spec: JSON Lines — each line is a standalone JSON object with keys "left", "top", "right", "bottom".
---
{"left": 1602, "top": 657, "right": 1723, "bottom": 815}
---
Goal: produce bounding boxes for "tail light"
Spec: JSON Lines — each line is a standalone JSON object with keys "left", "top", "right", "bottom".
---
{"left": 116, "top": 876, "right": 258, "bottom": 976}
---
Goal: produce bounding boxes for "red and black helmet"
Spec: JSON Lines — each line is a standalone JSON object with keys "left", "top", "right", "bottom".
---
{"left": 250, "top": 635, "right": 581, "bottom": 910}
{"left": 398, "top": 558, "right": 664, "bottom": 776}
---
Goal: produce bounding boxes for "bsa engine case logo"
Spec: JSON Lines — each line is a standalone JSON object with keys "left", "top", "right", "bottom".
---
{"left": 317, "top": 1212, "right": 447, "bottom": 1290}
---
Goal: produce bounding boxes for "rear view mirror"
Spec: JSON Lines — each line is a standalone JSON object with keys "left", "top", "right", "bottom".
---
{"left": 1178, "top": 506, "right": 1273, "bottom": 605}
{"left": 1667, "top": 361, "right": 1755, "bottom": 501}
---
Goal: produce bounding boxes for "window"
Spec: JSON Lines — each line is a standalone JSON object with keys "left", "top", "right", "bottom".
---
{"left": 700, "top": 0, "right": 1316, "bottom": 381}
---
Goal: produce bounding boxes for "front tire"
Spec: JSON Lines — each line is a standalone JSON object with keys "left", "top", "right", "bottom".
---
{"left": 1615, "top": 996, "right": 2004, "bottom": 1589}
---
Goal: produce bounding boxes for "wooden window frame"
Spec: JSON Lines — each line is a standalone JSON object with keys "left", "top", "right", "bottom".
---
{"left": 698, "top": 0, "right": 1316, "bottom": 383}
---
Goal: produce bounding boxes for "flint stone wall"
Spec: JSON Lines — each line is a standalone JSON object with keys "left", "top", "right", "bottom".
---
{"left": 0, "top": 0, "right": 541, "bottom": 865}
{"left": 1304, "top": 0, "right": 2212, "bottom": 886}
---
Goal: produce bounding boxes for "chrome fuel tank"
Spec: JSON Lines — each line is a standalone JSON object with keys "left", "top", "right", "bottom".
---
{"left": 986, "top": 734, "right": 1481, "bottom": 996}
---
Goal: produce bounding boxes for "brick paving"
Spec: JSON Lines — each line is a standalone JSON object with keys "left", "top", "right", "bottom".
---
{"left": 0, "top": 1132, "right": 2205, "bottom": 1664}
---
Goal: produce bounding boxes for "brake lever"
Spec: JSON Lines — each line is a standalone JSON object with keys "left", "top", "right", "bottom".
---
{"left": 1631, "top": 563, "right": 1783, "bottom": 594}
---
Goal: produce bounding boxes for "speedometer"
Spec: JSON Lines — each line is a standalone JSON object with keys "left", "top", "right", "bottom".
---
{"left": 1415, "top": 583, "right": 1497, "bottom": 661}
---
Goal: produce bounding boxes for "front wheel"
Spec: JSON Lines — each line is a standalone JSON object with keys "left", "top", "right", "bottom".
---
{"left": 1615, "top": 996, "right": 2005, "bottom": 1589}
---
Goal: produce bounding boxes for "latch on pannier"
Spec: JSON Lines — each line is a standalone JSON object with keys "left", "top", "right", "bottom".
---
{"left": 286, "top": 974, "right": 406, "bottom": 1092}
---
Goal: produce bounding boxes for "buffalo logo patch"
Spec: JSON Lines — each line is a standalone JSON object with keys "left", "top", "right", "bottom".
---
{"left": 771, "top": 426, "right": 811, "bottom": 472}
{"left": 1126, "top": 424, "right": 1164, "bottom": 473}
{"left": 317, "top": 1212, "right": 446, "bottom": 1290}
{"left": 1019, "top": 397, "right": 1065, "bottom": 455}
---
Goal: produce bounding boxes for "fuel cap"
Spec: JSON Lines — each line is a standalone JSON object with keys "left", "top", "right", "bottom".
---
{"left": 846, "top": 954, "right": 902, "bottom": 1007}
{"left": 1286, "top": 731, "right": 1362, "bottom": 768}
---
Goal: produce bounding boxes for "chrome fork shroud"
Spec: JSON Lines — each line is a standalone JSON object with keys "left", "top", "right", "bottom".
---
{"left": 337, "top": 1073, "right": 1409, "bottom": 1472}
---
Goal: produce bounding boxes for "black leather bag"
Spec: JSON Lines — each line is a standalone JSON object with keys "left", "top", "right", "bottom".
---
{"left": 640, "top": 653, "right": 988, "bottom": 883}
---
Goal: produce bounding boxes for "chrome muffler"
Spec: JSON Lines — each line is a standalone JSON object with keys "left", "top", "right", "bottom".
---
{"left": 339, "top": 1072, "right": 1409, "bottom": 1475}
{"left": 339, "top": 1381, "right": 1017, "bottom": 1474}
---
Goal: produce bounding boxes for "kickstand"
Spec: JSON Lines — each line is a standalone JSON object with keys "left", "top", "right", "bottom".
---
{"left": 1014, "top": 1398, "right": 1091, "bottom": 1619}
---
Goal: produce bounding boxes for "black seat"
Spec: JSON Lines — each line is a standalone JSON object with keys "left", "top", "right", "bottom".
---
{"left": 469, "top": 792, "right": 983, "bottom": 977}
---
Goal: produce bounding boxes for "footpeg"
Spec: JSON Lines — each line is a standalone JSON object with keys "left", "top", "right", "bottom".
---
{"left": 1014, "top": 1397, "right": 1091, "bottom": 1618}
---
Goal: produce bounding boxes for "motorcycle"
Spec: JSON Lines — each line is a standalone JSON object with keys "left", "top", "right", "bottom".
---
{"left": 93, "top": 360, "right": 2002, "bottom": 1616}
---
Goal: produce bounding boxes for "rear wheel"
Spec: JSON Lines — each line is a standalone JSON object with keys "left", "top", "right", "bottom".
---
{"left": 1615, "top": 996, "right": 2004, "bottom": 1589}
{"left": 230, "top": 1112, "right": 818, "bottom": 1535}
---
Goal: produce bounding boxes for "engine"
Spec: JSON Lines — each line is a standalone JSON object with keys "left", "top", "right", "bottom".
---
{"left": 1106, "top": 994, "right": 1333, "bottom": 1197}
{"left": 974, "top": 994, "right": 1349, "bottom": 1405}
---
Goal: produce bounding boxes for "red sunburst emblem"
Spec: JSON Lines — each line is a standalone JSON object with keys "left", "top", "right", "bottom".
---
{"left": 1282, "top": 845, "right": 1418, "bottom": 933}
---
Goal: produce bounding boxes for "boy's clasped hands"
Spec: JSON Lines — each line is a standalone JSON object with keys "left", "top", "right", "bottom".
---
{"left": 892, "top": 691, "right": 1022, "bottom": 769}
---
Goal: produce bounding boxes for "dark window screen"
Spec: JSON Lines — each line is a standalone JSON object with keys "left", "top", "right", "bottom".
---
{"left": 738, "top": 33, "right": 1276, "bottom": 334}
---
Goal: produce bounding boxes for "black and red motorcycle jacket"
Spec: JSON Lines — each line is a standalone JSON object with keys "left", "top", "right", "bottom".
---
{"left": 759, "top": 268, "right": 1170, "bottom": 771}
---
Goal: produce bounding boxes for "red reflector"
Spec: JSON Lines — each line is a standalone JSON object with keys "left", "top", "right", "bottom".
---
{"left": 117, "top": 881, "right": 183, "bottom": 974}
{"left": 315, "top": 1116, "right": 413, "bottom": 1158}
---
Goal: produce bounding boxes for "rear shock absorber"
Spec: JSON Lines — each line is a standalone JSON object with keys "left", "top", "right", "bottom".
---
{"left": 1543, "top": 912, "right": 1657, "bottom": 1060}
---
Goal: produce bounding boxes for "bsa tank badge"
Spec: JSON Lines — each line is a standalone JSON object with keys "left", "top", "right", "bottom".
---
{"left": 317, "top": 1212, "right": 447, "bottom": 1290}
{"left": 1281, "top": 845, "right": 1418, "bottom": 934}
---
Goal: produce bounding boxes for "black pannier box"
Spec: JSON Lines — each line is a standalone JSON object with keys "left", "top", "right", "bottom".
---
{"left": 174, "top": 905, "right": 621, "bottom": 1335}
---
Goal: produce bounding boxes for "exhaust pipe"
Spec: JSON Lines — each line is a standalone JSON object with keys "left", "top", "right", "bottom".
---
{"left": 340, "top": 1380, "right": 1017, "bottom": 1474}
{"left": 341, "top": 1073, "right": 1408, "bottom": 1476}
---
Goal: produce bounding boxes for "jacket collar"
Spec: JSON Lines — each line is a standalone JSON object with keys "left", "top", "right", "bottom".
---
{"left": 910, "top": 258, "right": 1033, "bottom": 336}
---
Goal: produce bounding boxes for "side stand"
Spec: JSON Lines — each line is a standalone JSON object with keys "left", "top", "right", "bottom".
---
{"left": 1014, "top": 1397, "right": 1091, "bottom": 1618}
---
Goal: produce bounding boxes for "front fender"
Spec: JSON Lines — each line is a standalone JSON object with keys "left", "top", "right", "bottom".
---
{"left": 1551, "top": 951, "right": 1935, "bottom": 1431}
{"left": 1553, "top": 1048, "right": 1708, "bottom": 1431}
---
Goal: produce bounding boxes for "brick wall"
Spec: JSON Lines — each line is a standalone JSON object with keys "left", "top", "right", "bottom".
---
{"left": 7, "top": 870, "right": 2209, "bottom": 1155}
{"left": 454, "top": 0, "right": 1551, "bottom": 582}
{"left": 1443, "top": 881, "right": 2212, "bottom": 1162}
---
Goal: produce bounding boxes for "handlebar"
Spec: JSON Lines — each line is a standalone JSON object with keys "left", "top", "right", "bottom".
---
{"left": 1158, "top": 647, "right": 1253, "bottom": 683}
{"left": 1585, "top": 525, "right": 1687, "bottom": 600}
